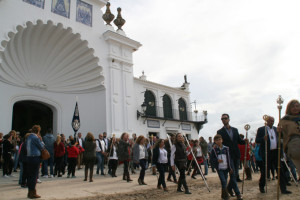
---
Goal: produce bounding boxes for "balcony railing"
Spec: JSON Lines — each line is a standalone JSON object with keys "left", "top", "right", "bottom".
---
{"left": 144, "top": 106, "right": 206, "bottom": 122}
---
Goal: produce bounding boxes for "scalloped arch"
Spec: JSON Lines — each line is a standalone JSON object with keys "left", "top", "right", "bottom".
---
{"left": 0, "top": 20, "right": 105, "bottom": 93}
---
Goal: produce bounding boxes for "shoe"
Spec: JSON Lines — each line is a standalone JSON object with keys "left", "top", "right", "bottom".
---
{"left": 3, "top": 175, "right": 9, "bottom": 178}
{"left": 72, "top": 176, "right": 76, "bottom": 178}
{"left": 191, "top": 175, "right": 196, "bottom": 179}
{"left": 157, "top": 185, "right": 162, "bottom": 189}
{"left": 21, "top": 184, "right": 27, "bottom": 188}
{"left": 58, "top": 174, "right": 62, "bottom": 177}
{"left": 9, "top": 174, "right": 14, "bottom": 177}
{"left": 227, "top": 188, "right": 235, "bottom": 197}
{"left": 174, "top": 180, "right": 178, "bottom": 183}
{"left": 142, "top": 181, "right": 147, "bottom": 185}
{"left": 42, "top": 175, "right": 48, "bottom": 178}
{"left": 272, "top": 177, "right": 276, "bottom": 180}
{"left": 138, "top": 179, "right": 142, "bottom": 185}
{"left": 13, "top": 169, "right": 17, "bottom": 172}
{"left": 49, "top": 175, "right": 54, "bottom": 178}
{"left": 83, "top": 178, "right": 87, "bottom": 181}
{"left": 163, "top": 187, "right": 168, "bottom": 191}
{"left": 236, "top": 179, "right": 242, "bottom": 182}
{"left": 282, "top": 190, "right": 292, "bottom": 194}
{"left": 37, "top": 179, "right": 42, "bottom": 183}
{"left": 101, "top": 173, "right": 105, "bottom": 175}
{"left": 236, "top": 194, "right": 243, "bottom": 200}
{"left": 259, "top": 188, "right": 265, "bottom": 193}
{"left": 67, "top": 175, "right": 70, "bottom": 178}
{"left": 167, "top": 178, "right": 172, "bottom": 182}
{"left": 177, "top": 189, "right": 184, "bottom": 192}
{"left": 185, "top": 191, "right": 192, "bottom": 194}
{"left": 286, "top": 182, "right": 292, "bottom": 186}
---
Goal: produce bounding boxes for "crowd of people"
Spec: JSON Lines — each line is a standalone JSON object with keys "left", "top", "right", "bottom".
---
{"left": 0, "top": 99, "right": 299, "bottom": 200}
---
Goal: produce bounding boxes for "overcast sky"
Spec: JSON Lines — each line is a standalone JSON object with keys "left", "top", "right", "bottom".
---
{"left": 106, "top": 0, "right": 300, "bottom": 140}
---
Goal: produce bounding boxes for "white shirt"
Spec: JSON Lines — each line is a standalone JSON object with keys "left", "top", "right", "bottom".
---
{"left": 267, "top": 126, "right": 277, "bottom": 150}
{"left": 218, "top": 153, "right": 228, "bottom": 170}
{"left": 96, "top": 139, "right": 106, "bottom": 152}
{"left": 139, "top": 145, "right": 146, "bottom": 159}
{"left": 158, "top": 148, "right": 168, "bottom": 164}
{"left": 78, "top": 137, "right": 83, "bottom": 147}
{"left": 195, "top": 147, "right": 202, "bottom": 157}
{"left": 109, "top": 145, "right": 118, "bottom": 160}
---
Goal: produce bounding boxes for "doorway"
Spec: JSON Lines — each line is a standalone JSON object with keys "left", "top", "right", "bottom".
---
{"left": 12, "top": 100, "right": 53, "bottom": 137}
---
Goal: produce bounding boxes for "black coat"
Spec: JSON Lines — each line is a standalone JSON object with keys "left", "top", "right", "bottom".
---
{"left": 255, "top": 126, "right": 280, "bottom": 161}
{"left": 217, "top": 126, "right": 245, "bottom": 160}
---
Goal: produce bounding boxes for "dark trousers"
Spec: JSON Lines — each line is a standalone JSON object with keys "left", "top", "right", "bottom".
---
{"left": 55, "top": 156, "right": 63, "bottom": 175}
{"left": 175, "top": 161, "right": 189, "bottom": 192}
{"left": 108, "top": 159, "right": 118, "bottom": 171}
{"left": 167, "top": 163, "right": 177, "bottom": 181}
{"left": 123, "top": 160, "right": 129, "bottom": 175}
{"left": 157, "top": 163, "right": 167, "bottom": 188}
{"left": 21, "top": 162, "right": 28, "bottom": 185}
{"left": 259, "top": 150, "right": 287, "bottom": 192}
{"left": 233, "top": 159, "right": 240, "bottom": 180}
{"left": 68, "top": 157, "right": 77, "bottom": 176}
{"left": 3, "top": 155, "right": 13, "bottom": 176}
{"left": 27, "top": 156, "right": 40, "bottom": 190}
{"left": 139, "top": 159, "right": 147, "bottom": 181}
{"left": 227, "top": 159, "right": 241, "bottom": 196}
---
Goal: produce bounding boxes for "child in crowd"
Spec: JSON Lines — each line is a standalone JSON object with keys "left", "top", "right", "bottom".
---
{"left": 67, "top": 139, "right": 80, "bottom": 178}
{"left": 210, "top": 134, "right": 233, "bottom": 200}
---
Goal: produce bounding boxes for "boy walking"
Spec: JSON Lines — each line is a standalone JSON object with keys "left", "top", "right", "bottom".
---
{"left": 211, "top": 134, "right": 243, "bottom": 200}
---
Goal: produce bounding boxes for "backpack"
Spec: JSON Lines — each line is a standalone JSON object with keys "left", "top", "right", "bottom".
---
{"left": 254, "top": 144, "right": 262, "bottom": 161}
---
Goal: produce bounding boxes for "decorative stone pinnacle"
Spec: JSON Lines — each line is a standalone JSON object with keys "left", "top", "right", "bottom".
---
{"left": 114, "top": 7, "right": 126, "bottom": 30}
{"left": 102, "top": 2, "right": 115, "bottom": 26}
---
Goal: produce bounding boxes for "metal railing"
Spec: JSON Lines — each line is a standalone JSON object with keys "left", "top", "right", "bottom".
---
{"left": 144, "top": 106, "right": 206, "bottom": 122}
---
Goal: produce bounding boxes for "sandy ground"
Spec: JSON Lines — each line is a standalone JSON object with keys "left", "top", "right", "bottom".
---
{"left": 0, "top": 166, "right": 299, "bottom": 200}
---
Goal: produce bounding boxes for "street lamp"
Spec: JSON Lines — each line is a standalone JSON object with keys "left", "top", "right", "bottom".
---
{"left": 137, "top": 102, "right": 147, "bottom": 120}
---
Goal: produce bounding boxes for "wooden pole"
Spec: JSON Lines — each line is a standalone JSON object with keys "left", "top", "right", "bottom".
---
{"left": 242, "top": 124, "right": 250, "bottom": 194}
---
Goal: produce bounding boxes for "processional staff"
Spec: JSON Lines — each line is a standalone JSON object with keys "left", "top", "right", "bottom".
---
{"left": 276, "top": 95, "right": 283, "bottom": 200}
{"left": 242, "top": 124, "right": 250, "bottom": 194}
{"left": 182, "top": 133, "right": 210, "bottom": 192}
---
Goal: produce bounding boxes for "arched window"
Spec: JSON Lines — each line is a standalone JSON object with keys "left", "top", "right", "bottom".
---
{"left": 163, "top": 94, "right": 173, "bottom": 119}
{"left": 178, "top": 98, "right": 187, "bottom": 121}
{"left": 144, "top": 90, "right": 156, "bottom": 117}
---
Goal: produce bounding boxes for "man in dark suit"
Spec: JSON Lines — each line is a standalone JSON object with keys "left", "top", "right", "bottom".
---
{"left": 217, "top": 113, "right": 245, "bottom": 199}
{"left": 255, "top": 116, "right": 291, "bottom": 194}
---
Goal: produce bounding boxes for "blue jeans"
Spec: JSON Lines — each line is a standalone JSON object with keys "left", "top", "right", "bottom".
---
{"left": 42, "top": 156, "right": 54, "bottom": 176}
{"left": 14, "top": 152, "right": 19, "bottom": 170}
{"left": 227, "top": 159, "right": 241, "bottom": 196}
{"left": 204, "top": 156, "right": 208, "bottom": 175}
{"left": 217, "top": 169, "right": 229, "bottom": 189}
{"left": 96, "top": 152, "right": 104, "bottom": 174}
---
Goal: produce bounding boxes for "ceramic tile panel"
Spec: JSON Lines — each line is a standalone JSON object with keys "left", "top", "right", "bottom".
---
{"left": 23, "top": 0, "right": 45, "bottom": 9}
{"left": 76, "top": 0, "right": 92, "bottom": 27}
{"left": 51, "top": 0, "right": 70, "bottom": 18}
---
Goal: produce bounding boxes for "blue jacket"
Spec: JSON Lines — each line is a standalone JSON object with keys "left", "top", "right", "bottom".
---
{"left": 26, "top": 134, "right": 44, "bottom": 157}
{"left": 43, "top": 133, "right": 55, "bottom": 155}
{"left": 210, "top": 145, "right": 233, "bottom": 171}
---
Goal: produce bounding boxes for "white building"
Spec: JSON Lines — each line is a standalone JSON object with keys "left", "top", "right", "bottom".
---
{"left": 0, "top": 0, "right": 206, "bottom": 139}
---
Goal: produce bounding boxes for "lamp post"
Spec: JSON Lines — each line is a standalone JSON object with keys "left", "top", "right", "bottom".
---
{"left": 137, "top": 102, "right": 147, "bottom": 120}
{"left": 276, "top": 95, "right": 284, "bottom": 200}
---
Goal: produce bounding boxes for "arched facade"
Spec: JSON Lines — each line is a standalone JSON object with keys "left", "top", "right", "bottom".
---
{"left": 178, "top": 97, "right": 188, "bottom": 121}
{"left": 144, "top": 90, "right": 156, "bottom": 117}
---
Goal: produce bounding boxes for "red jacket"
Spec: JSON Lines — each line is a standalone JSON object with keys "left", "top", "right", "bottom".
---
{"left": 238, "top": 143, "right": 250, "bottom": 161}
{"left": 67, "top": 146, "right": 80, "bottom": 158}
{"left": 54, "top": 142, "right": 65, "bottom": 158}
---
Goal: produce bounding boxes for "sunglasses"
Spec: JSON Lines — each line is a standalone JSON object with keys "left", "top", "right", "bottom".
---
{"left": 221, "top": 118, "right": 228, "bottom": 120}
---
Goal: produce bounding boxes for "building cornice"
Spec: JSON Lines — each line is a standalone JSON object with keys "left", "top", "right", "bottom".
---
{"left": 103, "top": 30, "right": 142, "bottom": 51}
{"left": 134, "top": 77, "right": 190, "bottom": 95}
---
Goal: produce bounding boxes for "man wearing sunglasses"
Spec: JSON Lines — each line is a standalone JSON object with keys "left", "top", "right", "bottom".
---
{"left": 217, "top": 114, "right": 245, "bottom": 199}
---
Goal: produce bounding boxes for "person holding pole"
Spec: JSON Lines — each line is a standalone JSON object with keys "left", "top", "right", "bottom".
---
{"left": 255, "top": 116, "right": 291, "bottom": 194}
{"left": 170, "top": 133, "right": 192, "bottom": 194}
{"left": 217, "top": 114, "right": 244, "bottom": 198}
{"left": 278, "top": 100, "right": 300, "bottom": 177}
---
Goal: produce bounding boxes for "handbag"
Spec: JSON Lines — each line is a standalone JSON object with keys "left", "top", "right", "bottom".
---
{"left": 41, "top": 149, "right": 50, "bottom": 160}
